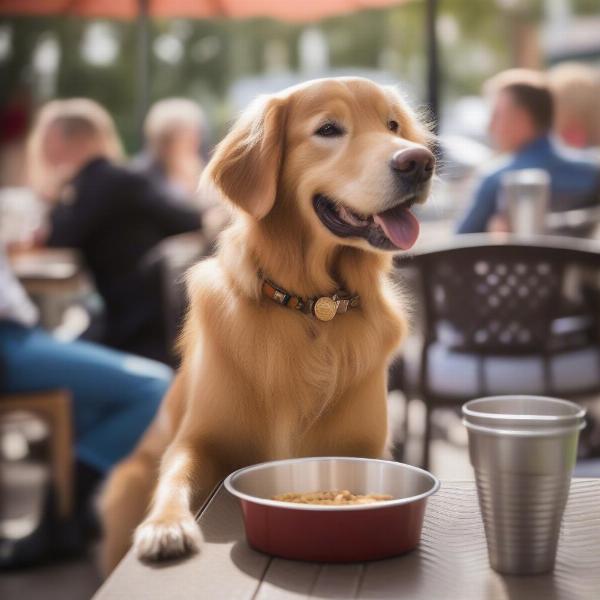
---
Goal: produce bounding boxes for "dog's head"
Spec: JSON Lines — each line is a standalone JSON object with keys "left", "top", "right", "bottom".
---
{"left": 205, "top": 77, "right": 434, "bottom": 253}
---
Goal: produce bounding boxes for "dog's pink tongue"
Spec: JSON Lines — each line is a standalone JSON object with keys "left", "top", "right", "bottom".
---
{"left": 373, "top": 205, "right": 420, "bottom": 250}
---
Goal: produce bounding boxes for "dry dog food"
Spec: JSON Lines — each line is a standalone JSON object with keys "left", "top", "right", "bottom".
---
{"left": 272, "top": 490, "right": 393, "bottom": 505}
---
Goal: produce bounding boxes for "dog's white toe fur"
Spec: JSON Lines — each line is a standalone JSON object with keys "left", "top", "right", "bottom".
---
{"left": 133, "top": 515, "right": 203, "bottom": 561}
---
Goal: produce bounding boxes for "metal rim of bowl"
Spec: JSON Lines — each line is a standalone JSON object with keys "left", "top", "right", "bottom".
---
{"left": 224, "top": 456, "right": 441, "bottom": 512}
{"left": 462, "top": 395, "right": 586, "bottom": 424}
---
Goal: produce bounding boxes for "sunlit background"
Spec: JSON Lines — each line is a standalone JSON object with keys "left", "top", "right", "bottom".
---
{"left": 2, "top": 0, "right": 598, "bottom": 149}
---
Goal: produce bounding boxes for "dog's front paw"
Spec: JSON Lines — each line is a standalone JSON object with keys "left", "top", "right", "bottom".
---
{"left": 133, "top": 514, "right": 203, "bottom": 562}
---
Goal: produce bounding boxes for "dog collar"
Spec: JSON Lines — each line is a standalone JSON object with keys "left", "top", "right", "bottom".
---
{"left": 260, "top": 274, "right": 360, "bottom": 322}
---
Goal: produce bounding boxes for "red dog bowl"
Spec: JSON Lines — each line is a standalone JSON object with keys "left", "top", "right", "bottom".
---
{"left": 224, "top": 457, "right": 440, "bottom": 562}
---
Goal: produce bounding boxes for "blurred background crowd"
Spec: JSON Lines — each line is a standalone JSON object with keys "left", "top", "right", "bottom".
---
{"left": 0, "top": 0, "right": 599, "bottom": 598}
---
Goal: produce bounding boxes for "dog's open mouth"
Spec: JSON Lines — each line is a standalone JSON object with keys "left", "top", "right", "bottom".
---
{"left": 313, "top": 194, "right": 420, "bottom": 251}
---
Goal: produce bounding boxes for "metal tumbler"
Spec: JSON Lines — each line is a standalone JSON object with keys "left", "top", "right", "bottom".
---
{"left": 462, "top": 395, "right": 586, "bottom": 575}
{"left": 500, "top": 168, "right": 550, "bottom": 235}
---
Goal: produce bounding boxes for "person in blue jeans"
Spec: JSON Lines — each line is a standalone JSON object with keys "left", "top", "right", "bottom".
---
{"left": 0, "top": 322, "right": 171, "bottom": 474}
{"left": 457, "top": 69, "right": 600, "bottom": 234}
{"left": 0, "top": 247, "right": 170, "bottom": 562}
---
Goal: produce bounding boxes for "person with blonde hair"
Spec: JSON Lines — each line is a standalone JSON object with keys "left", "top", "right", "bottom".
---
{"left": 27, "top": 98, "right": 124, "bottom": 200}
{"left": 135, "top": 97, "right": 229, "bottom": 241}
{"left": 548, "top": 62, "right": 600, "bottom": 153}
{"left": 135, "top": 98, "right": 206, "bottom": 203}
{"left": 29, "top": 98, "right": 202, "bottom": 364}
{"left": 457, "top": 68, "right": 600, "bottom": 233}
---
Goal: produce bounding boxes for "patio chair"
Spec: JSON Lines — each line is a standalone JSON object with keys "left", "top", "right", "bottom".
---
{"left": 546, "top": 204, "right": 600, "bottom": 239}
{"left": 141, "top": 232, "right": 207, "bottom": 366}
{"left": 393, "top": 234, "right": 600, "bottom": 468}
{"left": 0, "top": 390, "right": 73, "bottom": 566}
{"left": 0, "top": 390, "right": 73, "bottom": 518}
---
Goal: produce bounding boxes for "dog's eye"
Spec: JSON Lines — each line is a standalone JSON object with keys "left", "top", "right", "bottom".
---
{"left": 314, "top": 123, "right": 344, "bottom": 137}
{"left": 388, "top": 120, "right": 399, "bottom": 133}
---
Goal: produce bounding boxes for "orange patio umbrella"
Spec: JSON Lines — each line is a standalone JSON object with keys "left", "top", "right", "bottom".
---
{"left": 0, "top": 0, "right": 416, "bottom": 22}
{"left": 0, "top": 0, "right": 439, "bottom": 140}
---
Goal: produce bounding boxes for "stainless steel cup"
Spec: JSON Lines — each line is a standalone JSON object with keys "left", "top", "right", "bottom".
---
{"left": 462, "top": 395, "right": 586, "bottom": 575}
{"left": 500, "top": 168, "right": 550, "bottom": 235}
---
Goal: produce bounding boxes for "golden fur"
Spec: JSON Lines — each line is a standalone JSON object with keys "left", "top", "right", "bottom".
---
{"left": 99, "top": 77, "right": 433, "bottom": 574}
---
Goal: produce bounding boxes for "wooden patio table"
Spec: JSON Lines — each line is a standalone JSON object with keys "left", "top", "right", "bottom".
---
{"left": 94, "top": 478, "right": 600, "bottom": 600}
{"left": 8, "top": 247, "right": 89, "bottom": 329}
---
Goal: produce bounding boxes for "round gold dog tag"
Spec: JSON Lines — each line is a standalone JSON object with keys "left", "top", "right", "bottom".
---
{"left": 313, "top": 297, "right": 337, "bottom": 321}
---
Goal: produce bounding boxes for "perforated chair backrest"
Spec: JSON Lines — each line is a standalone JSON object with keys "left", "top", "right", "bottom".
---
{"left": 397, "top": 236, "right": 600, "bottom": 355}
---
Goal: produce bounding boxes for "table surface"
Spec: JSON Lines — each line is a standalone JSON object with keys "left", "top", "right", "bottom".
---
{"left": 9, "top": 248, "right": 81, "bottom": 281}
{"left": 94, "top": 479, "right": 600, "bottom": 600}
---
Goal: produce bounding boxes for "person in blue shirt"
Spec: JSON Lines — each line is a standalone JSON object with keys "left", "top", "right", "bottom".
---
{"left": 457, "top": 69, "right": 600, "bottom": 234}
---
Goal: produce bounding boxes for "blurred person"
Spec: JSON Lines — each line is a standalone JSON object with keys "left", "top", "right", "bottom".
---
{"left": 134, "top": 98, "right": 229, "bottom": 241}
{"left": 0, "top": 244, "right": 171, "bottom": 566}
{"left": 134, "top": 98, "right": 206, "bottom": 203}
{"left": 26, "top": 97, "right": 123, "bottom": 202}
{"left": 457, "top": 69, "right": 600, "bottom": 234}
{"left": 548, "top": 62, "right": 600, "bottom": 157}
{"left": 28, "top": 99, "right": 203, "bottom": 364}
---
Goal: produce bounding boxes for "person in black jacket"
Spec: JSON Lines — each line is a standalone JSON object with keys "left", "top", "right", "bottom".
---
{"left": 29, "top": 99, "right": 202, "bottom": 364}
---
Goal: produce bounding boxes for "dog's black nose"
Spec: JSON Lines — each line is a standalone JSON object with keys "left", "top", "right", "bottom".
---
{"left": 390, "top": 147, "right": 435, "bottom": 184}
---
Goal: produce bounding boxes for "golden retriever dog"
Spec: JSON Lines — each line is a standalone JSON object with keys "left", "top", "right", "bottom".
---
{"left": 99, "top": 77, "right": 434, "bottom": 573}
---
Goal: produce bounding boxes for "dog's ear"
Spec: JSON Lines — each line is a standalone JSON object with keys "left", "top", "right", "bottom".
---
{"left": 205, "top": 95, "right": 287, "bottom": 220}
